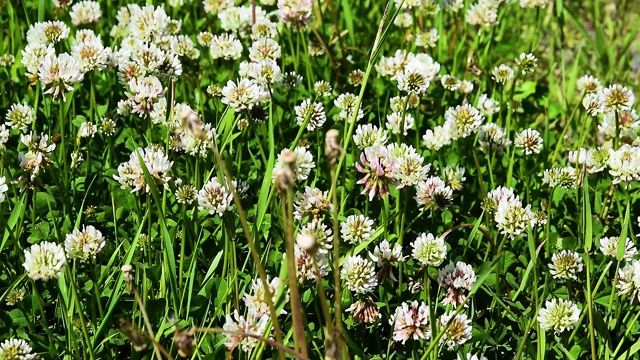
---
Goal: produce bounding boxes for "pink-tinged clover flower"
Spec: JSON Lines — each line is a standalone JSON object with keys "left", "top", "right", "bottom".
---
{"left": 355, "top": 146, "right": 396, "bottom": 201}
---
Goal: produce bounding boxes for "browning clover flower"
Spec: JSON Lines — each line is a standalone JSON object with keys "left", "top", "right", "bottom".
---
{"left": 438, "top": 261, "right": 476, "bottom": 307}
{"left": 389, "top": 301, "right": 430, "bottom": 344}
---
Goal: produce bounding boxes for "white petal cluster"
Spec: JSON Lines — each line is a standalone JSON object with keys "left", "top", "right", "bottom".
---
{"left": 65, "top": 225, "right": 106, "bottom": 261}
{"left": 537, "top": 298, "right": 580, "bottom": 334}
{"left": 113, "top": 146, "right": 173, "bottom": 193}
{"left": 23, "top": 242, "right": 66, "bottom": 280}
{"left": 197, "top": 177, "right": 234, "bottom": 216}
{"left": 341, "top": 255, "right": 378, "bottom": 294}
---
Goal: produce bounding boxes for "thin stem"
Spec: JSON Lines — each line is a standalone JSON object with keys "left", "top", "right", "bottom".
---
{"left": 195, "top": 327, "right": 308, "bottom": 360}
{"left": 209, "top": 142, "right": 286, "bottom": 359}
{"left": 282, "top": 188, "right": 309, "bottom": 357}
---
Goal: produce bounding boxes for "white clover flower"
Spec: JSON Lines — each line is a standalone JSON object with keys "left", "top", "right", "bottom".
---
{"left": 297, "top": 219, "right": 332, "bottom": 254}
{"left": 294, "top": 246, "right": 329, "bottom": 281}
{"left": 392, "top": 146, "right": 430, "bottom": 187}
{"left": 18, "top": 132, "right": 56, "bottom": 181}
{"left": 313, "top": 80, "right": 332, "bottom": 97}
{"left": 22, "top": 43, "right": 55, "bottom": 82}
{"left": 72, "top": 37, "right": 111, "bottom": 72}
{"left": 127, "top": 75, "right": 165, "bottom": 117}
{"left": 491, "top": 64, "right": 514, "bottom": 84}
{"left": 0, "top": 338, "right": 36, "bottom": 360}
{"left": 248, "top": 59, "right": 281, "bottom": 85}
{"left": 376, "top": 49, "right": 409, "bottom": 79}
{"left": 170, "top": 35, "right": 200, "bottom": 59}
{"left": 5, "top": 103, "right": 35, "bottom": 132}
{"left": 249, "top": 38, "right": 281, "bottom": 62}
{"left": 444, "top": 104, "right": 484, "bottom": 140}
{"left": 599, "top": 110, "right": 640, "bottom": 140}
{"left": 340, "top": 215, "right": 374, "bottom": 245}
{"left": 389, "top": 96, "right": 409, "bottom": 112}
{"left": 295, "top": 99, "right": 325, "bottom": 131}
{"left": 39, "top": 53, "right": 85, "bottom": 101}
{"left": 127, "top": 5, "right": 172, "bottom": 42}
{"left": 439, "top": 312, "right": 472, "bottom": 350}
{"left": 223, "top": 309, "right": 270, "bottom": 352}
{"left": 608, "top": 145, "right": 640, "bottom": 184}
{"left": 70, "top": 1, "right": 101, "bottom": 25}
{"left": 334, "top": 92, "right": 364, "bottom": 122}
{"left": 393, "top": 12, "right": 413, "bottom": 28}
{"left": 23, "top": 241, "right": 66, "bottom": 280}
{"left": 478, "top": 123, "right": 510, "bottom": 154}
{"left": 411, "top": 232, "right": 447, "bottom": 266}
{"left": 113, "top": 146, "right": 173, "bottom": 193}
{"left": 341, "top": 255, "right": 378, "bottom": 294}
{"left": 542, "top": 167, "right": 577, "bottom": 189}
{"left": 278, "top": 0, "right": 313, "bottom": 27}
{"left": 354, "top": 124, "right": 388, "bottom": 150}
{"left": 78, "top": 122, "right": 98, "bottom": 138}
{"left": 0, "top": 176, "right": 8, "bottom": 203}
{"left": 494, "top": 197, "right": 534, "bottom": 239}
{"left": 549, "top": 250, "right": 583, "bottom": 280}
{"left": 599, "top": 236, "right": 637, "bottom": 260}
{"left": 576, "top": 75, "right": 602, "bottom": 94}
{"left": 368, "top": 239, "right": 406, "bottom": 281}
{"left": 197, "top": 177, "right": 233, "bottom": 216}
{"left": 5, "top": 289, "right": 25, "bottom": 306}
{"left": 476, "top": 93, "right": 500, "bottom": 116}
{"left": 444, "top": 164, "right": 466, "bottom": 191}
{"left": 515, "top": 53, "right": 538, "bottom": 75}
{"left": 386, "top": 112, "right": 414, "bottom": 135}
{"left": 389, "top": 301, "right": 430, "bottom": 344}
{"left": 537, "top": 298, "right": 580, "bottom": 334}
{"left": 293, "top": 186, "right": 330, "bottom": 220}
{"left": 617, "top": 259, "right": 640, "bottom": 302}
{"left": 181, "top": 122, "right": 217, "bottom": 157}
{"left": 251, "top": 20, "right": 277, "bottom": 40}
{"left": 514, "top": 128, "right": 543, "bottom": 155}
{"left": 458, "top": 80, "right": 474, "bottom": 94}
{"left": 273, "top": 146, "right": 315, "bottom": 183}
{"left": 217, "top": 6, "right": 249, "bottom": 31}
{"left": 602, "top": 84, "right": 635, "bottom": 113}
{"left": 423, "top": 125, "right": 452, "bottom": 151}
{"left": 440, "top": 74, "right": 460, "bottom": 91}
{"left": 416, "top": 28, "right": 439, "bottom": 48}
{"left": 369, "top": 240, "right": 406, "bottom": 267}
{"left": 466, "top": 3, "right": 498, "bottom": 28}
{"left": 175, "top": 183, "right": 198, "bottom": 205}
{"left": 221, "top": 78, "right": 262, "bottom": 111}
{"left": 243, "top": 276, "right": 287, "bottom": 316}
{"left": 443, "top": 0, "right": 464, "bottom": 12}
{"left": 210, "top": 33, "right": 243, "bottom": 60}
{"left": 458, "top": 354, "right": 488, "bottom": 360}
{"left": 0, "top": 124, "right": 8, "bottom": 148}
{"left": 582, "top": 92, "right": 605, "bottom": 116}
{"left": 65, "top": 225, "right": 106, "bottom": 261}
{"left": 345, "top": 296, "right": 381, "bottom": 324}
{"left": 27, "top": 21, "right": 70, "bottom": 45}
{"left": 397, "top": 67, "right": 430, "bottom": 95}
